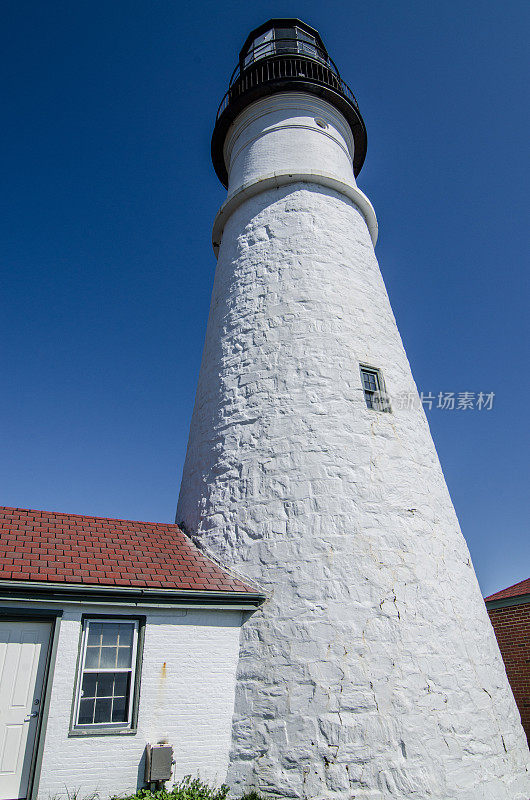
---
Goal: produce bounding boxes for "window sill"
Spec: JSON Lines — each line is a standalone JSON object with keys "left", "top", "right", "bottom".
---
{"left": 68, "top": 727, "right": 137, "bottom": 738}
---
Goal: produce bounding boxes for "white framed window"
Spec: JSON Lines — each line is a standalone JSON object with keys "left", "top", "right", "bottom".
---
{"left": 360, "top": 365, "right": 391, "bottom": 412}
{"left": 73, "top": 618, "right": 139, "bottom": 729}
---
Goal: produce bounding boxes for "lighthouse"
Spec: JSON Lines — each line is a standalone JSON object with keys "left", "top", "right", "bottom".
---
{"left": 177, "top": 19, "right": 529, "bottom": 799}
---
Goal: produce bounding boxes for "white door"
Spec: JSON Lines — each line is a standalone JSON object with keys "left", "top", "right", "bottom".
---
{"left": 0, "top": 621, "right": 52, "bottom": 799}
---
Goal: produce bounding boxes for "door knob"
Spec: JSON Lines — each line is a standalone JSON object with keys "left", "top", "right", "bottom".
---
{"left": 24, "top": 712, "right": 39, "bottom": 720}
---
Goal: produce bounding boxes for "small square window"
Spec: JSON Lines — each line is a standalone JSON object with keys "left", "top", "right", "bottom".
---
{"left": 73, "top": 618, "right": 140, "bottom": 731}
{"left": 360, "top": 366, "right": 391, "bottom": 412}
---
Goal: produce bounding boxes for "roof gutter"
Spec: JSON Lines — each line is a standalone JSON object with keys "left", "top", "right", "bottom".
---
{"left": 0, "top": 580, "right": 266, "bottom": 611}
{"left": 485, "top": 593, "right": 530, "bottom": 611}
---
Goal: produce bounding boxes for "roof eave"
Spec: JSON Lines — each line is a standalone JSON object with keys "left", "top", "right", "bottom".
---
{"left": 0, "top": 579, "right": 266, "bottom": 610}
{"left": 485, "top": 593, "right": 530, "bottom": 610}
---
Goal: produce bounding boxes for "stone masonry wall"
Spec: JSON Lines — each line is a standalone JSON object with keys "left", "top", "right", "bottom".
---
{"left": 177, "top": 182, "right": 530, "bottom": 799}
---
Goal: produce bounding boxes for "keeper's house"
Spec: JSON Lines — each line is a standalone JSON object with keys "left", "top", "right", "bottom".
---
{"left": 486, "top": 579, "right": 530, "bottom": 746}
{"left": 0, "top": 507, "right": 264, "bottom": 800}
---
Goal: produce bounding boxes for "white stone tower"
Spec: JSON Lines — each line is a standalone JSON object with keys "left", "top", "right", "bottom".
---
{"left": 177, "top": 19, "right": 529, "bottom": 799}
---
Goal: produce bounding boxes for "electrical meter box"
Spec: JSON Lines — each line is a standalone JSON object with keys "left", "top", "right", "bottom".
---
{"left": 145, "top": 743, "right": 173, "bottom": 782}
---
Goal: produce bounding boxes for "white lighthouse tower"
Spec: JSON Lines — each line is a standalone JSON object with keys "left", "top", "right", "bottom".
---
{"left": 177, "top": 19, "right": 529, "bottom": 799}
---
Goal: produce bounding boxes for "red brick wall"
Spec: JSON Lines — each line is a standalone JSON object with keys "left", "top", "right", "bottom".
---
{"left": 487, "top": 601, "right": 530, "bottom": 745}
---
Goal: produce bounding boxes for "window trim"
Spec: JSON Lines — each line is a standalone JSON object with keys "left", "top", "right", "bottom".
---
{"left": 360, "top": 364, "right": 391, "bottom": 413}
{"left": 69, "top": 614, "right": 145, "bottom": 737}
{"left": 74, "top": 617, "right": 138, "bottom": 729}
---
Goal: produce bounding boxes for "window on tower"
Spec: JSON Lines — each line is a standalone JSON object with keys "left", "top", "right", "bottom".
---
{"left": 360, "top": 366, "right": 391, "bottom": 412}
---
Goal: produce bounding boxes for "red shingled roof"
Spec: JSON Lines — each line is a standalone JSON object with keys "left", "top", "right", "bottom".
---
{"left": 0, "top": 506, "right": 256, "bottom": 593}
{"left": 485, "top": 578, "right": 530, "bottom": 602}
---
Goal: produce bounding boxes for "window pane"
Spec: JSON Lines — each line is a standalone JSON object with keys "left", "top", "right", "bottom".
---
{"left": 275, "top": 27, "right": 296, "bottom": 40}
{"left": 297, "top": 29, "right": 316, "bottom": 44}
{"left": 78, "top": 698, "right": 95, "bottom": 725}
{"left": 246, "top": 29, "right": 274, "bottom": 65}
{"left": 87, "top": 623, "right": 102, "bottom": 646}
{"left": 95, "top": 673, "right": 115, "bottom": 697}
{"left": 112, "top": 695, "right": 128, "bottom": 723}
{"left": 84, "top": 646, "right": 100, "bottom": 669}
{"left": 114, "top": 672, "right": 130, "bottom": 696}
{"left": 99, "top": 646, "right": 118, "bottom": 668}
{"left": 256, "top": 29, "right": 273, "bottom": 45}
{"left": 81, "top": 673, "right": 97, "bottom": 698}
{"left": 363, "top": 372, "right": 377, "bottom": 391}
{"left": 300, "top": 41, "right": 318, "bottom": 57}
{"left": 296, "top": 28, "right": 318, "bottom": 58}
{"left": 275, "top": 27, "right": 297, "bottom": 53}
{"left": 117, "top": 624, "right": 134, "bottom": 648}
{"left": 117, "top": 646, "right": 132, "bottom": 668}
{"left": 94, "top": 698, "right": 112, "bottom": 723}
{"left": 101, "top": 624, "right": 121, "bottom": 647}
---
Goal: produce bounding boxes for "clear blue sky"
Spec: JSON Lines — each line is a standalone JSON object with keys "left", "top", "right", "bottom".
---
{"left": 1, "top": 1, "right": 528, "bottom": 596}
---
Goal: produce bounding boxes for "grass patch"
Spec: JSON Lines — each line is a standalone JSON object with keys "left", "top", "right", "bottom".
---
{"left": 112, "top": 776, "right": 268, "bottom": 800}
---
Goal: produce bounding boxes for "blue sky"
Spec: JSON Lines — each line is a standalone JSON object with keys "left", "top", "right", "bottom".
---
{"left": 1, "top": 1, "right": 528, "bottom": 597}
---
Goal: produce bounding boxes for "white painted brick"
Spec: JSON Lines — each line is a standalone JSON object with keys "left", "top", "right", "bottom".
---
{"left": 13, "top": 603, "right": 242, "bottom": 799}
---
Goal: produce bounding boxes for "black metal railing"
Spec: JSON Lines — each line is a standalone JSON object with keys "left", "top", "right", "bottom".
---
{"left": 217, "top": 52, "right": 360, "bottom": 121}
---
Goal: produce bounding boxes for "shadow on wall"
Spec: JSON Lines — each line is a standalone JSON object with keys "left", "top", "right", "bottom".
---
{"left": 136, "top": 747, "right": 147, "bottom": 789}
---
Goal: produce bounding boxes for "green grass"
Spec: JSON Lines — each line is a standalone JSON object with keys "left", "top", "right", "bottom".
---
{"left": 111, "top": 776, "right": 267, "bottom": 800}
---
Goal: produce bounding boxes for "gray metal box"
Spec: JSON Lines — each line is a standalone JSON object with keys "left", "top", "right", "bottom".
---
{"left": 145, "top": 743, "right": 173, "bottom": 782}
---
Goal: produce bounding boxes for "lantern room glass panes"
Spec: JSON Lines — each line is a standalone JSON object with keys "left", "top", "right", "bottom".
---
{"left": 244, "top": 28, "right": 274, "bottom": 66}
{"left": 244, "top": 26, "right": 325, "bottom": 67}
{"left": 74, "top": 619, "right": 138, "bottom": 729}
{"left": 296, "top": 28, "right": 318, "bottom": 58}
{"left": 275, "top": 27, "right": 298, "bottom": 54}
